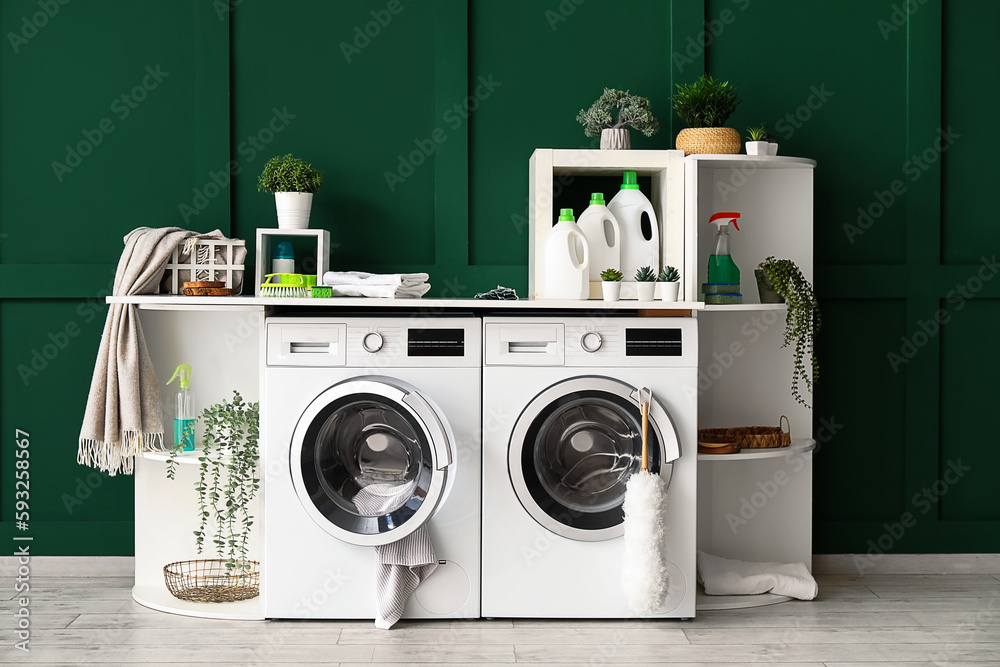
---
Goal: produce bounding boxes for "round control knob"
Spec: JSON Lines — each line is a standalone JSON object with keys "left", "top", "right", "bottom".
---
{"left": 580, "top": 331, "right": 603, "bottom": 353}
{"left": 362, "top": 332, "right": 384, "bottom": 353}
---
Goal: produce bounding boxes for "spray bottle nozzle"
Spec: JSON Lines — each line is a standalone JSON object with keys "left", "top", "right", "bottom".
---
{"left": 709, "top": 211, "right": 741, "bottom": 231}
{"left": 166, "top": 364, "right": 192, "bottom": 389}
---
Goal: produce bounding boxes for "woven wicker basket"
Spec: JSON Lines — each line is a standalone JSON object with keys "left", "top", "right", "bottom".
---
{"left": 164, "top": 559, "right": 259, "bottom": 603}
{"left": 698, "top": 415, "right": 791, "bottom": 450}
{"left": 675, "top": 127, "right": 741, "bottom": 156}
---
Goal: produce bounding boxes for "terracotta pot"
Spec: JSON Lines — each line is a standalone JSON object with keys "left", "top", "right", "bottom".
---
{"left": 675, "top": 127, "right": 741, "bottom": 156}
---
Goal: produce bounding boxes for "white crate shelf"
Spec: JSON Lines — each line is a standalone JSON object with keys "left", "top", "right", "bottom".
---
{"left": 528, "top": 148, "right": 687, "bottom": 301}
{"left": 254, "top": 228, "right": 330, "bottom": 297}
{"left": 162, "top": 238, "right": 246, "bottom": 294}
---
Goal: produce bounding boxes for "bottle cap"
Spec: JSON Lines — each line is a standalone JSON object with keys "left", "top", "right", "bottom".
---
{"left": 621, "top": 171, "right": 640, "bottom": 190}
{"left": 589, "top": 192, "right": 605, "bottom": 206}
{"left": 558, "top": 208, "right": 575, "bottom": 222}
{"left": 273, "top": 241, "right": 294, "bottom": 259}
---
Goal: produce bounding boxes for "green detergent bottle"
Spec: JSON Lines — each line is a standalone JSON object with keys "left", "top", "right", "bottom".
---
{"left": 707, "top": 211, "right": 742, "bottom": 284}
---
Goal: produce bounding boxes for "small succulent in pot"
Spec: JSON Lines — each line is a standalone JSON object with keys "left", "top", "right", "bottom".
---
{"left": 658, "top": 266, "right": 680, "bottom": 282}
{"left": 600, "top": 267, "right": 623, "bottom": 302}
{"left": 635, "top": 266, "right": 657, "bottom": 300}
{"left": 745, "top": 124, "right": 770, "bottom": 156}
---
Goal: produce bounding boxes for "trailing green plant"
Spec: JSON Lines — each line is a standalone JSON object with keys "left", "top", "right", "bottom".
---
{"left": 658, "top": 266, "right": 680, "bottom": 282}
{"left": 671, "top": 74, "right": 742, "bottom": 128}
{"left": 757, "top": 257, "right": 820, "bottom": 407}
{"left": 167, "top": 391, "right": 260, "bottom": 575}
{"left": 635, "top": 266, "right": 656, "bottom": 282}
{"left": 746, "top": 125, "right": 767, "bottom": 142}
{"left": 257, "top": 154, "right": 324, "bottom": 194}
{"left": 577, "top": 88, "right": 660, "bottom": 138}
{"left": 600, "top": 267, "right": 623, "bottom": 282}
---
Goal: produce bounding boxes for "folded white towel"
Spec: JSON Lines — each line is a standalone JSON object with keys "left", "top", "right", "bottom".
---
{"left": 697, "top": 551, "right": 818, "bottom": 600}
{"left": 353, "top": 483, "right": 438, "bottom": 629}
{"left": 322, "top": 271, "right": 431, "bottom": 298}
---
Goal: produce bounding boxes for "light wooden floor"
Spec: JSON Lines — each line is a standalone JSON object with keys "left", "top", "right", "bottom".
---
{"left": 3, "top": 573, "right": 1000, "bottom": 665}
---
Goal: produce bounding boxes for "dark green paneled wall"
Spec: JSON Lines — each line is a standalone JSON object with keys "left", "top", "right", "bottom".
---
{"left": 1, "top": 0, "right": 996, "bottom": 555}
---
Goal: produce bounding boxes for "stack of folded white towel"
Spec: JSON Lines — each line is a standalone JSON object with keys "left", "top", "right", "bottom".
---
{"left": 322, "top": 271, "right": 431, "bottom": 298}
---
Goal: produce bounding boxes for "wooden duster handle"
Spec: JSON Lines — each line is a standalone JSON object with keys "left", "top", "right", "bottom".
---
{"left": 639, "top": 387, "right": 652, "bottom": 472}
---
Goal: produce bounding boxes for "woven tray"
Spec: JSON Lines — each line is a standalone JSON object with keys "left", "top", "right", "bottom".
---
{"left": 699, "top": 415, "right": 791, "bottom": 450}
{"left": 164, "top": 559, "right": 259, "bottom": 603}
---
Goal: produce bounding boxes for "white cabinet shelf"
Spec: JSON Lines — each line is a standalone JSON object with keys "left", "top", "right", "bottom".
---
{"left": 690, "top": 154, "right": 815, "bottom": 612}
{"left": 698, "top": 438, "right": 815, "bottom": 462}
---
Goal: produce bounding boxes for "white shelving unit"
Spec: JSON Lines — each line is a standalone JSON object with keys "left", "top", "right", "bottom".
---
{"left": 688, "top": 155, "right": 817, "bottom": 611}
{"left": 132, "top": 309, "right": 263, "bottom": 620}
{"left": 527, "top": 149, "right": 687, "bottom": 301}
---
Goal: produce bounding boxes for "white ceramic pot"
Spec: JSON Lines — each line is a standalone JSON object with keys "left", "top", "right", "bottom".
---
{"left": 274, "top": 192, "right": 313, "bottom": 229}
{"left": 660, "top": 281, "right": 680, "bottom": 301}
{"left": 600, "top": 128, "right": 631, "bottom": 150}
{"left": 602, "top": 281, "right": 622, "bottom": 301}
{"left": 636, "top": 281, "right": 656, "bottom": 301}
{"left": 746, "top": 141, "right": 768, "bottom": 155}
{"left": 767, "top": 142, "right": 779, "bottom": 155}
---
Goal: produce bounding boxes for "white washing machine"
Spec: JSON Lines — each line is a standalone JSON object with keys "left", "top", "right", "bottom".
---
{"left": 481, "top": 316, "right": 697, "bottom": 619}
{"left": 262, "top": 317, "right": 480, "bottom": 620}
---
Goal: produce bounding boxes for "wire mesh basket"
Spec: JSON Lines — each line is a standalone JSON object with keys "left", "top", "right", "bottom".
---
{"left": 163, "top": 559, "right": 259, "bottom": 603}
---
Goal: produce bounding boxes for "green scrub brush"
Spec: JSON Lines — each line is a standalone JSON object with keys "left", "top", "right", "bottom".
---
{"left": 260, "top": 273, "right": 308, "bottom": 297}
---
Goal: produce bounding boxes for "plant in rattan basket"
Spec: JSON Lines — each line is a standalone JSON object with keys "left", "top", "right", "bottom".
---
{"left": 757, "top": 257, "right": 820, "bottom": 407}
{"left": 167, "top": 390, "right": 260, "bottom": 595}
{"left": 671, "top": 74, "right": 743, "bottom": 155}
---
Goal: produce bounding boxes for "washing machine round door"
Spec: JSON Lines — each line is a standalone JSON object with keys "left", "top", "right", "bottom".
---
{"left": 509, "top": 376, "right": 680, "bottom": 542}
{"left": 290, "top": 376, "right": 454, "bottom": 547}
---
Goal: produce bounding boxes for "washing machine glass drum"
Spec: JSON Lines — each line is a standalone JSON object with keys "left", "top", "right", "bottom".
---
{"left": 509, "top": 376, "right": 680, "bottom": 542}
{"left": 290, "top": 377, "right": 454, "bottom": 547}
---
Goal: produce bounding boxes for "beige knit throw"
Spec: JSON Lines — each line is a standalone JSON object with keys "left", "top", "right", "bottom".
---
{"left": 78, "top": 227, "right": 228, "bottom": 476}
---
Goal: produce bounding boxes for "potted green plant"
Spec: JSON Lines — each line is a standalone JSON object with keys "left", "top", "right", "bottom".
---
{"left": 658, "top": 265, "right": 680, "bottom": 301}
{"left": 166, "top": 391, "right": 260, "bottom": 600}
{"left": 745, "top": 125, "right": 768, "bottom": 156}
{"left": 755, "top": 257, "right": 820, "bottom": 407}
{"left": 577, "top": 88, "right": 660, "bottom": 150}
{"left": 671, "top": 74, "right": 742, "bottom": 155}
{"left": 258, "top": 154, "right": 324, "bottom": 229}
{"left": 600, "top": 267, "right": 623, "bottom": 301}
{"left": 635, "top": 265, "right": 656, "bottom": 301}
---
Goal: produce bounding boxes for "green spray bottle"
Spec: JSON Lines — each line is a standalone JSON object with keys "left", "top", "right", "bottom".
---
{"left": 707, "top": 212, "right": 742, "bottom": 285}
{"left": 166, "top": 364, "right": 195, "bottom": 451}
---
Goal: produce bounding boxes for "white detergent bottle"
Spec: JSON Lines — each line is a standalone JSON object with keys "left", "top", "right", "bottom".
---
{"left": 608, "top": 171, "right": 660, "bottom": 280}
{"left": 576, "top": 192, "right": 621, "bottom": 283}
{"left": 543, "top": 208, "right": 590, "bottom": 300}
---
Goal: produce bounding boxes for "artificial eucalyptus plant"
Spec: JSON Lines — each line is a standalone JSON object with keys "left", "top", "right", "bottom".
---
{"left": 757, "top": 257, "right": 820, "bottom": 407}
{"left": 577, "top": 88, "right": 660, "bottom": 138}
{"left": 257, "top": 154, "right": 324, "bottom": 193}
{"left": 167, "top": 391, "right": 260, "bottom": 574}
